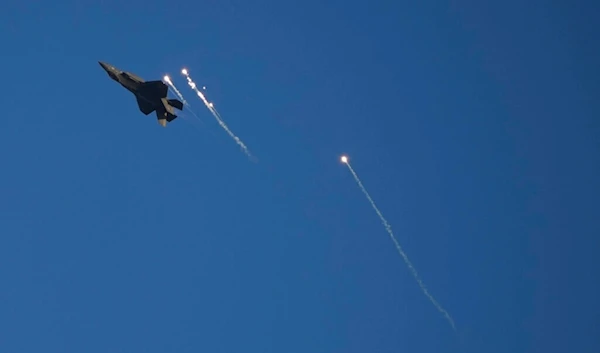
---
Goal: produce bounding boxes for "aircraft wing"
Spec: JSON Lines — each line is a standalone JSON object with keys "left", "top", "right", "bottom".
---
{"left": 136, "top": 96, "right": 155, "bottom": 115}
{"left": 138, "top": 80, "right": 168, "bottom": 99}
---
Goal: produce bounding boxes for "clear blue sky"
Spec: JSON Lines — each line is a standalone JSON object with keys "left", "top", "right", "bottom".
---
{"left": 1, "top": 1, "right": 598, "bottom": 352}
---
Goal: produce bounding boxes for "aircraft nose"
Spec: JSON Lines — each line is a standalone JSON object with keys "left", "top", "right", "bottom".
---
{"left": 99, "top": 61, "right": 110, "bottom": 71}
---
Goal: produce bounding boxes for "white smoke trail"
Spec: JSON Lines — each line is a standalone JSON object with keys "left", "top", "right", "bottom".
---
{"left": 163, "top": 75, "right": 188, "bottom": 106}
{"left": 181, "top": 69, "right": 254, "bottom": 159}
{"left": 343, "top": 158, "right": 456, "bottom": 331}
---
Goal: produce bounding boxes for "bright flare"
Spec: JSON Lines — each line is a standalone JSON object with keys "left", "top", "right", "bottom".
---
{"left": 341, "top": 155, "right": 348, "bottom": 163}
{"left": 181, "top": 68, "right": 188, "bottom": 75}
{"left": 163, "top": 75, "right": 171, "bottom": 82}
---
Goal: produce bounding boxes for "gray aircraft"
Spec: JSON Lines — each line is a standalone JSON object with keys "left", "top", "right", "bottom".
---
{"left": 99, "top": 61, "right": 183, "bottom": 127}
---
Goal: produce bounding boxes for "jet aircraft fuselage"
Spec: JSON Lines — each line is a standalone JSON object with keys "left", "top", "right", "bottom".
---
{"left": 99, "top": 61, "right": 183, "bottom": 127}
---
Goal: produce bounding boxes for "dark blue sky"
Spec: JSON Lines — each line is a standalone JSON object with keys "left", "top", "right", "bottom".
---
{"left": 1, "top": 1, "right": 598, "bottom": 352}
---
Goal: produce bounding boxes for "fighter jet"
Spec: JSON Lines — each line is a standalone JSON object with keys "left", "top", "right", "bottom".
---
{"left": 99, "top": 61, "right": 183, "bottom": 127}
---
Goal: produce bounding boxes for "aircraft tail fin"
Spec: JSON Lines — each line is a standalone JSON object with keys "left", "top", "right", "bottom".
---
{"left": 167, "top": 98, "right": 184, "bottom": 110}
{"left": 166, "top": 112, "right": 178, "bottom": 122}
{"left": 156, "top": 109, "right": 177, "bottom": 127}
